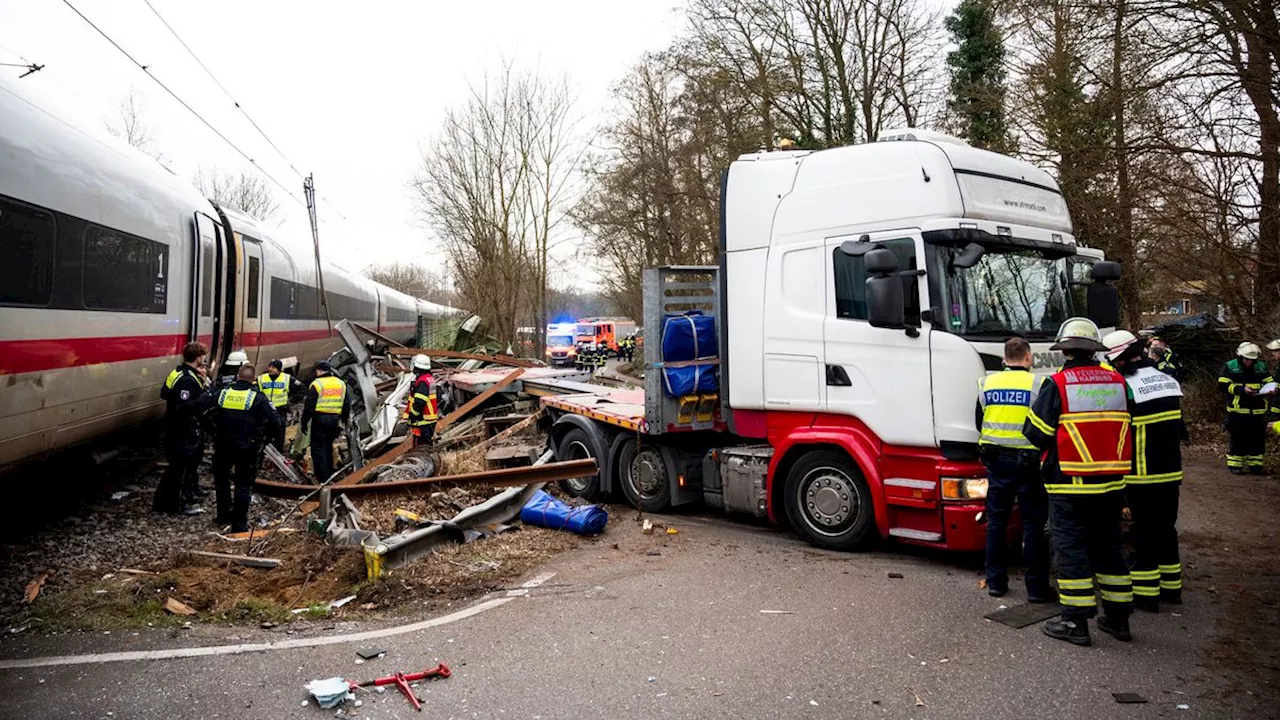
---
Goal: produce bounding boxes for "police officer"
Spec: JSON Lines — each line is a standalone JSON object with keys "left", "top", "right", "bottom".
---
{"left": 404, "top": 354, "right": 440, "bottom": 446}
{"left": 301, "top": 361, "right": 351, "bottom": 483}
{"left": 1103, "top": 330, "right": 1187, "bottom": 611}
{"left": 975, "top": 337, "right": 1051, "bottom": 602}
{"left": 256, "top": 360, "right": 302, "bottom": 452}
{"left": 1219, "top": 342, "right": 1271, "bottom": 474}
{"left": 155, "top": 341, "right": 211, "bottom": 515}
{"left": 1023, "top": 318, "right": 1134, "bottom": 646}
{"left": 211, "top": 364, "right": 280, "bottom": 532}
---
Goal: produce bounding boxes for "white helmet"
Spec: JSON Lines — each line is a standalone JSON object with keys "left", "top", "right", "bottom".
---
{"left": 1102, "top": 330, "right": 1139, "bottom": 361}
{"left": 1267, "top": 339, "right": 1280, "bottom": 351}
{"left": 411, "top": 354, "right": 431, "bottom": 371}
{"left": 1051, "top": 317, "right": 1107, "bottom": 352}
{"left": 1237, "top": 342, "right": 1261, "bottom": 360}
{"left": 225, "top": 350, "right": 249, "bottom": 366}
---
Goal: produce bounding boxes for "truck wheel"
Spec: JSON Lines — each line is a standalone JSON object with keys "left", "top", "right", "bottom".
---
{"left": 556, "top": 428, "right": 604, "bottom": 500}
{"left": 783, "top": 450, "right": 874, "bottom": 551}
{"left": 619, "top": 441, "right": 671, "bottom": 512}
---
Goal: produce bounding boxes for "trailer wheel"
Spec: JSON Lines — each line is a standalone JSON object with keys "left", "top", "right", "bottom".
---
{"left": 619, "top": 441, "right": 670, "bottom": 512}
{"left": 783, "top": 450, "right": 874, "bottom": 551}
{"left": 556, "top": 428, "right": 604, "bottom": 500}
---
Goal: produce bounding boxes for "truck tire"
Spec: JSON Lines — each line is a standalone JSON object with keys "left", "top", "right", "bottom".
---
{"left": 619, "top": 441, "right": 671, "bottom": 512}
{"left": 556, "top": 428, "right": 605, "bottom": 500}
{"left": 783, "top": 449, "right": 875, "bottom": 551}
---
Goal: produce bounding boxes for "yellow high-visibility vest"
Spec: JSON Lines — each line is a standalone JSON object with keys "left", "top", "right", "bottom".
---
{"left": 257, "top": 373, "right": 292, "bottom": 408}
{"left": 310, "top": 375, "right": 346, "bottom": 414}
{"left": 218, "top": 387, "right": 257, "bottom": 411}
{"left": 977, "top": 370, "right": 1040, "bottom": 450}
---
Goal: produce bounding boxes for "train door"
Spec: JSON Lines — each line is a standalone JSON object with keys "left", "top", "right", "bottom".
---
{"left": 240, "top": 237, "right": 264, "bottom": 366}
{"left": 193, "top": 212, "right": 225, "bottom": 362}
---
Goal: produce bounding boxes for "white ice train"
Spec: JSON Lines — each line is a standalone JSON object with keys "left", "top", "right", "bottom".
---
{"left": 0, "top": 77, "right": 457, "bottom": 472}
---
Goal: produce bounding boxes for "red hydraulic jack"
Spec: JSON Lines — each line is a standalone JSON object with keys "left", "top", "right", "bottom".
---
{"left": 347, "top": 663, "right": 451, "bottom": 711}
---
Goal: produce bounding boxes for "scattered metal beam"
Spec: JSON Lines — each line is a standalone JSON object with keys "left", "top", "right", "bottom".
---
{"left": 437, "top": 368, "right": 525, "bottom": 433}
{"left": 387, "top": 347, "right": 539, "bottom": 368}
{"left": 252, "top": 458, "right": 597, "bottom": 498}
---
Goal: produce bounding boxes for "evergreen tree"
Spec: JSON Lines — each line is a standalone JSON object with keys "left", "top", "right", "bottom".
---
{"left": 945, "top": 0, "right": 1011, "bottom": 151}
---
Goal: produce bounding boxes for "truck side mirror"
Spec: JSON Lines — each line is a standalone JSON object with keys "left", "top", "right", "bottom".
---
{"left": 1086, "top": 260, "right": 1122, "bottom": 328}
{"left": 864, "top": 247, "right": 906, "bottom": 329}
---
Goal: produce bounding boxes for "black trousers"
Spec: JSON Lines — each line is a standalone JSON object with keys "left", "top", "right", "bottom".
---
{"left": 269, "top": 406, "right": 289, "bottom": 452}
{"left": 310, "top": 417, "right": 341, "bottom": 483}
{"left": 1127, "top": 483, "right": 1182, "bottom": 600}
{"left": 155, "top": 438, "right": 202, "bottom": 512}
{"left": 412, "top": 423, "right": 436, "bottom": 447}
{"left": 212, "top": 443, "right": 259, "bottom": 531}
{"left": 1226, "top": 413, "right": 1267, "bottom": 469}
{"left": 1049, "top": 490, "right": 1132, "bottom": 621}
{"left": 982, "top": 448, "right": 1050, "bottom": 594}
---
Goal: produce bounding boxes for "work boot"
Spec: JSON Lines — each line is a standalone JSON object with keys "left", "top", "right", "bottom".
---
{"left": 1249, "top": 466, "right": 1266, "bottom": 475}
{"left": 987, "top": 583, "right": 1007, "bottom": 598}
{"left": 1229, "top": 467, "right": 1245, "bottom": 475}
{"left": 230, "top": 523, "right": 249, "bottom": 534}
{"left": 1134, "top": 596, "right": 1160, "bottom": 614}
{"left": 1161, "top": 590, "right": 1183, "bottom": 605}
{"left": 1043, "top": 618, "right": 1091, "bottom": 646}
{"left": 1097, "top": 615, "right": 1132, "bottom": 642}
{"left": 177, "top": 505, "right": 204, "bottom": 516}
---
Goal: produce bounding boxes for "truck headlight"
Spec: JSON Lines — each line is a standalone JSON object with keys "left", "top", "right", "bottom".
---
{"left": 941, "top": 477, "right": 988, "bottom": 500}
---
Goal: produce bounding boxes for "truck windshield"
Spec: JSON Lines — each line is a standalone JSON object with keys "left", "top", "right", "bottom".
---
{"left": 930, "top": 245, "right": 1071, "bottom": 339}
{"left": 547, "top": 334, "right": 573, "bottom": 347}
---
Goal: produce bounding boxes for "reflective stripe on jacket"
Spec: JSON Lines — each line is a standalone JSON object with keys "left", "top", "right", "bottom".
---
{"left": 407, "top": 372, "right": 439, "bottom": 426}
{"left": 310, "top": 376, "right": 346, "bottom": 414}
{"left": 977, "top": 369, "right": 1040, "bottom": 449}
{"left": 257, "top": 373, "right": 292, "bottom": 408}
{"left": 1048, "top": 365, "right": 1132, "bottom": 480}
{"left": 1219, "top": 358, "right": 1271, "bottom": 415}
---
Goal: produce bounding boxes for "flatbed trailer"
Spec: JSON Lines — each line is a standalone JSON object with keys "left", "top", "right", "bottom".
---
{"left": 542, "top": 132, "right": 1122, "bottom": 553}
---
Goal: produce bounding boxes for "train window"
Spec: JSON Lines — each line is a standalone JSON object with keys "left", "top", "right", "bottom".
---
{"left": 201, "top": 243, "right": 214, "bottom": 317}
{"left": 386, "top": 306, "right": 415, "bottom": 323}
{"left": 0, "top": 197, "right": 56, "bottom": 306}
{"left": 247, "top": 256, "right": 260, "bottom": 319}
{"left": 82, "top": 225, "right": 168, "bottom": 313}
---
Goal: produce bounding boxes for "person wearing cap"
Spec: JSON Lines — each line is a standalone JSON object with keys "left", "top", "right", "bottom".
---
{"left": 256, "top": 360, "right": 303, "bottom": 452}
{"left": 1103, "top": 330, "right": 1187, "bottom": 611}
{"left": 1219, "top": 342, "right": 1271, "bottom": 474}
{"left": 974, "top": 336, "right": 1052, "bottom": 602}
{"left": 156, "top": 341, "right": 212, "bottom": 516}
{"left": 403, "top": 354, "right": 439, "bottom": 446}
{"left": 210, "top": 363, "right": 281, "bottom": 532}
{"left": 1023, "top": 317, "right": 1134, "bottom": 646}
{"left": 301, "top": 362, "right": 351, "bottom": 483}
{"left": 1148, "top": 336, "right": 1182, "bottom": 382}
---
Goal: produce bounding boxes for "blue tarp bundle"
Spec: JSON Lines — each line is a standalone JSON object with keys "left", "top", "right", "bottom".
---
{"left": 520, "top": 490, "right": 608, "bottom": 536}
{"left": 661, "top": 312, "right": 718, "bottom": 361}
{"left": 662, "top": 365, "right": 718, "bottom": 397}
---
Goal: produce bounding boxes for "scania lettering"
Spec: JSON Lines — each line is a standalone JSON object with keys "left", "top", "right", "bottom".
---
{"left": 546, "top": 129, "right": 1121, "bottom": 552}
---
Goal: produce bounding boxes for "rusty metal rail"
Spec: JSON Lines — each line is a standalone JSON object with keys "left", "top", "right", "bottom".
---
{"left": 253, "top": 458, "right": 597, "bottom": 498}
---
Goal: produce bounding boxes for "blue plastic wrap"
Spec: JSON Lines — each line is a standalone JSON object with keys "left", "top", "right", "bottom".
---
{"left": 520, "top": 489, "right": 609, "bottom": 536}
{"left": 661, "top": 365, "right": 719, "bottom": 397}
{"left": 662, "top": 312, "right": 718, "bottom": 362}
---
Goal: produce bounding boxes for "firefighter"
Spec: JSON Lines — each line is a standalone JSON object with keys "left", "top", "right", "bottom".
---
{"left": 1023, "top": 317, "right": 1134, "bottom": 646}
{"left": 974, "top": 336, "right": 1052, "bottom": 602}
{"left": 404, "top": 354, "right": 440, "bottom": 446}
{"left": 573, "top": 342, "right": 587, "bottom": 372}
{"left": 256, "top": 360, "right": 302, "bottom": 452}
{"left": 1219, "top": 342, "right": 1271, "bottom": 474}
{"left": 210, "top": 364, "right": 280, "bottom": 532}
{"left": 215, "top": 350, "right": 250, "bottom": 389}
{"left": 1271, "top": 340, "right": 1280, "bottom": 427}
{"left": 301, "top": 361, "right": 351, "bottom": 483}
{"left": 1148, "top": 336, "right": 1182, "bottom": 382}
{"left": 1103, "top": 330, "right": 1187, "bottom": 612}
{"left": 155, "top": 341, "right": 211, "bottom": 516}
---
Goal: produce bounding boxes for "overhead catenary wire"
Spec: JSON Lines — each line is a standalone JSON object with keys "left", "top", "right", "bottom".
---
{"left": 59, "top": 0, "right": 306, "bottom": 210}
{"left": 140, "top": 0, "right": 347, "bottom": 220}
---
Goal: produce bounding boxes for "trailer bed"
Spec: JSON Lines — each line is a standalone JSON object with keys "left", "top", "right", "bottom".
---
{"left": 542, "top": 389, "right": 646, "bottom": 432}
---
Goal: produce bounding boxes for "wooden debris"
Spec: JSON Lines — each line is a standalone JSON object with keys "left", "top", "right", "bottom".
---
{"left": 23, "top": 572, "right": 50, "bottom": 604}
{"left": 187, "top": 550, "right": 282, "bottom": 569}
{"left": 118, "top": 568, "right": 156, "bottom": 576}
{"left": 163, "top": 597, "right": 197, "bottom": 616}
{"left": 463, "top": 410, "right": 543, "bottom": 460}
{"left": 437, "top": 368, "right": 526, "bottom": 433}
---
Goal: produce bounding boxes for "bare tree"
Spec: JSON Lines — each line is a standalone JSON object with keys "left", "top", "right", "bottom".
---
{"left": 363, "top": 262, "right": 457, "bottom": 306}
{"left": 104, "top": 87, "right": 159, "bottom": 156}
{"left": 410, "top": 64, "right": 581, "bottom": 348}
{"left": 194, "top": 167, "right": 281, "bottom": 222}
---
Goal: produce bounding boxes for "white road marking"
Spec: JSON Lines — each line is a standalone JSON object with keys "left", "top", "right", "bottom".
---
{"left": 0, "top": 573, "right": 556, "bottom": 670}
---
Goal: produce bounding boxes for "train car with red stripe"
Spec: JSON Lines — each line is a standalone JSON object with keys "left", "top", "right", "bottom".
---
{"left": 0, "top": 77, "right": 455, "bottom": 472}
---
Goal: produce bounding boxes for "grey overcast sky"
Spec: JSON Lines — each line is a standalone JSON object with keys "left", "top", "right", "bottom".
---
{"left": 0, "top": 0, "right": 684, "bottom": 289}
